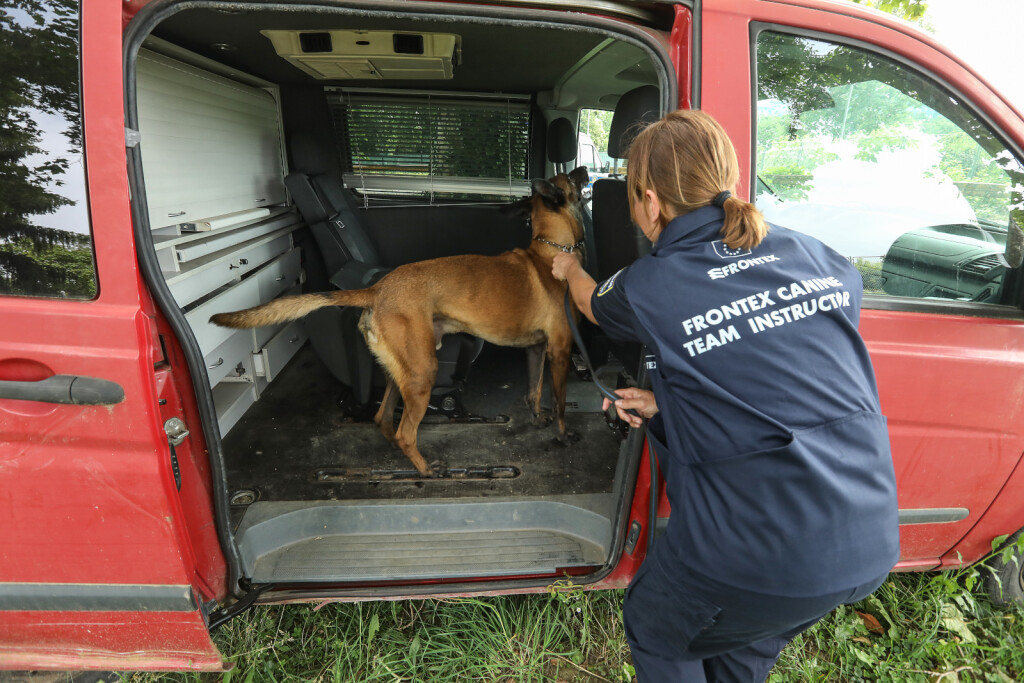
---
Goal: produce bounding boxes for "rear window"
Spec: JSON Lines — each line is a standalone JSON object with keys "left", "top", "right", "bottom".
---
{"left": 328, "top": 90, "right": 531, "bottom": 201}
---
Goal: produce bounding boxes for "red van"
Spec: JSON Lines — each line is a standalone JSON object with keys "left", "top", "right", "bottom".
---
{"left": 3, "top": 0, "right": 1024, "bottom": 671}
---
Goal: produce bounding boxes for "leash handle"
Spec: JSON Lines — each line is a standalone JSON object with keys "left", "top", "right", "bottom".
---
{"left": 563, "top": 287, "right": 641, "bottom": 418}
{"left": 563, "top": 288, "right": 657, "bottom": 551}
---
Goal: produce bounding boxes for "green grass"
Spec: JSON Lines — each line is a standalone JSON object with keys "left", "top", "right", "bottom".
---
{"left": 119, "top": 564, "right": 1024, "bottom": 683}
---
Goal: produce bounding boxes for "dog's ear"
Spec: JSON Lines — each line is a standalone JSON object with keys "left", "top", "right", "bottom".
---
{"left": 531, "top": 177, "right": 566, "bottom": 210}
{"left": 568, "top": 166, "right": 589, "bottom": 194}
{"left": 501, "top": 195, "right": 532, "bottom": 219}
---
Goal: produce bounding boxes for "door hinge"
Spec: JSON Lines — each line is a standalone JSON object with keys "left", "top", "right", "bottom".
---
{"left": 207, "top": 583, "right": 276, "bottom": 631}
{"left": 163, "top": 417, "right": 190, "bottom": 490}
{"left": 125, "top": 127, "right": 141, "bottom": 147}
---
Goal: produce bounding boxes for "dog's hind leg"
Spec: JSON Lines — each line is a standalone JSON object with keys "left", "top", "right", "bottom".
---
{"left": 374, "top": 378, "right": 401, "bottom": 443}
{"left": 365, "top": 313, "right": 438, "bottom": 476}
{"left": 524, "top": 342, "right": 550, "bottom": 427}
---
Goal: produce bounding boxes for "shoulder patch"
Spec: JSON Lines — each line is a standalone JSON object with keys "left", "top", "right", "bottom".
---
{"left": 597, "top": 268, "right": 625, "bottom": 297}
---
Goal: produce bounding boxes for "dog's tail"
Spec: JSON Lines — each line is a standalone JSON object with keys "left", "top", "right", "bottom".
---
{"left": 210, "top": 288, "right": 376, "bottom": 329}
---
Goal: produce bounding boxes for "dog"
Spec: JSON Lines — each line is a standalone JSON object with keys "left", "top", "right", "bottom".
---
{"left": 211, "top": 166, "right": 589, "bottom": 476}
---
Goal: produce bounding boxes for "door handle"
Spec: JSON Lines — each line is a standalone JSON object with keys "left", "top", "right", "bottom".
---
{"left": 0, "top": 374, "right": 125, "bottom": 406}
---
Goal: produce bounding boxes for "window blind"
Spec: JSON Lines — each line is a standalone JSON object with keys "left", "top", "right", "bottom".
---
{"left": 327, "top": 89, "right": 531, "bottom": 200}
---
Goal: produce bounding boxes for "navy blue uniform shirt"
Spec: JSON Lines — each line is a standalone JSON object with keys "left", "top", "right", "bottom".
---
{"left": 592, "top": 206, "right": 899, "bottom": 596}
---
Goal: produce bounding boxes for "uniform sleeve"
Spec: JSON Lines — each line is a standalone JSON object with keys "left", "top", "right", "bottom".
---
{"left": 590, "top": 267, "right": 644, "bottom": 343}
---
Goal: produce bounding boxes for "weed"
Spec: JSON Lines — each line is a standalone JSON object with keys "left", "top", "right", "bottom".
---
{"left": 118, "top": 563, "right": 1024, "bottom": 682}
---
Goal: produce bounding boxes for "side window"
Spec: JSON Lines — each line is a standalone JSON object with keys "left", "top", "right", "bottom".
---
{"left": 0, "top": 1, "right": 96, "bottom": 299}
{"left": 755, "top": 30, "right": 1024, "bottom": 306}
{"left": 327, "top": 90, "right": 531, "bottom": 202}
{"left": 578, "top": 108, "right": 611, "bottom": 173}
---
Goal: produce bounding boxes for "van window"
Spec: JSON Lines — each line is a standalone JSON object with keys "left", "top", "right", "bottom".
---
{"left": 0, "top": 0, "right": 96, "bottom": 299}
{"left": 579, "top": 108, "right": 620, "bottom": 173}
{"left": 328, "top": 90, "right": 531, "bottom": 201}
{"left": 755, "top": 30, "right": 1024, "bottom": 306}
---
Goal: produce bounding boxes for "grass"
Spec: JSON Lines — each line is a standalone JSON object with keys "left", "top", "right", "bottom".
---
{"left": 115, "top": 555, "right": 1024, "bottom": 683}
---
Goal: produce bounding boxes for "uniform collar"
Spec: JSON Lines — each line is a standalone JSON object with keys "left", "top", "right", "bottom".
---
{"left": 651, "top": 205, "right": 725, "bottom": 254}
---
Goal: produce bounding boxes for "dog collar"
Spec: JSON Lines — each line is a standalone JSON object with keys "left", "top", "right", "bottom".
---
{"left": 533, "top": 237, "right": 585, "bottom": 253}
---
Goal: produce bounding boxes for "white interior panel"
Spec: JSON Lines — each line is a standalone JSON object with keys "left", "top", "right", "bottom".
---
{"left": 136, "top": 50, "right": 288, "bottom": 231}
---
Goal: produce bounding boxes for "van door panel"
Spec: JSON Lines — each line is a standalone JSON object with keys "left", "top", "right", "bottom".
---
{"left": 702, "top": 0, "right": 1024, "bottom": 566}
{"left": 0, "top": 0, "right": 223, "bottom": 667}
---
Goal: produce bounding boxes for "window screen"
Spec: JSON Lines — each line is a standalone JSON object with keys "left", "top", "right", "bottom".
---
{"left": 755, "top": 30, "right": 1024, "bottom": 307}
{"left": 327, "top": 89, "right": 531, "bottom": 200}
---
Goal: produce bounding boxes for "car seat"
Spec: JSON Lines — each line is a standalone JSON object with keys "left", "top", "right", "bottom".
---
{"left": 588, "top": 85, "right": 661, "bottom": 372}
{"left": 285, "top": 133, "right": 483, "bottom": 409}
{"left": 591, "top": 85, "right": 660, "bottom": 281}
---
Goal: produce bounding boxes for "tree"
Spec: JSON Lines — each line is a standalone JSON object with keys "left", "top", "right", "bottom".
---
{"left": 0, "top": 0, "right": 96, "bottom": 297}
{"left": 849, "top": 0, "right": 928, "bottom": 23}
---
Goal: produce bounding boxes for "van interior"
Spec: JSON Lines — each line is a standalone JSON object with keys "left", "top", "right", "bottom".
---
{"left": 130, "top": 2, "right": 672, "bottom": 588}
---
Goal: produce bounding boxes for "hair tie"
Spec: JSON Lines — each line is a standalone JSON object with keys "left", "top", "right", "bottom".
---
{"left": 712, "top": 190, "right": 731, "bottom": 208}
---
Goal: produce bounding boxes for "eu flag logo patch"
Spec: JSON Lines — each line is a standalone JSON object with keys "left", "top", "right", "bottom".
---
{"left": 712, "top": 240, "right": 752, "bottom": 259}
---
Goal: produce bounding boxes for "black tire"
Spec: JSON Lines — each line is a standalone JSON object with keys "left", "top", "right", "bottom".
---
{"left": 984, "top": 529, "right": 1024, "bottom": 606}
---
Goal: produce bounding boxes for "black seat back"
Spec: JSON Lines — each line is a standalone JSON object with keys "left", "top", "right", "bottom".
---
{"left": 587, "top": 86, "right": 661, "bottom": 372}
{"left": 546, "top": 116, "right": 598, "bottom": 279}
{"left": 591, "top": 85, "right": 660, "bottom": 281}
{"left": 286, "top": 131, "right": 482, "bottom": 404}
{"left": 546, "top": 116, "right": 577, "bottom": 175}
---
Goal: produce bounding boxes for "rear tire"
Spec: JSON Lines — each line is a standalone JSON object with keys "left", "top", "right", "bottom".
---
{"left": 984, "top": 529, "right": 1024, "bottom": 606}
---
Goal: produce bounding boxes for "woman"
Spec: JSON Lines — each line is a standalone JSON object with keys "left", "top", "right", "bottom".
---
{"left": 552, "top": 110, "right": 899, "bottom": 682}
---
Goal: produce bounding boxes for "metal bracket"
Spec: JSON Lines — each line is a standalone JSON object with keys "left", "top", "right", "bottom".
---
{"left": 125, "top": 127, "right": 142, "bottom": 148}
{"left": 163, "top": 417, "right": 190, "bottom": 491}
{"left": 164, "top": 417, "right": 190, "bottom": 446}
{"left": 207, "top": 583, "right": 276, "bottom": 631}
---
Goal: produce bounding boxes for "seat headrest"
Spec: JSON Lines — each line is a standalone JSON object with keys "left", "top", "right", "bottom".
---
{"left": 546, "top": 117, "right": 577, "bottom": 164}
{"left": 607, "top": 85, "right": 661, "bottom": 158}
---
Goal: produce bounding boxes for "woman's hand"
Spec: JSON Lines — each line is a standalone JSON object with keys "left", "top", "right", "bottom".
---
{"left": 603, "top": 387, "right": 659, "bottom": 429}
{"left": 551, "top": 252, "right": 580, "bottom": 282}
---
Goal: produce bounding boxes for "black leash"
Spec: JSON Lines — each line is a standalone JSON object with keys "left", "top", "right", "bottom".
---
{"left": 563, "top": 287, "right": 659, "bottom": 552}
{"left": 563, "top": 288, "right": 636, "bottom": 413}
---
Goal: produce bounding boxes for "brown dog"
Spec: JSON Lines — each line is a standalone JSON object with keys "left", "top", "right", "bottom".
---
{"left": 211, "top": 167, "right": 589, "bottom": 476}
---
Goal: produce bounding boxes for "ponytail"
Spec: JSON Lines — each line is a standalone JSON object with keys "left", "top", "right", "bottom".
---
{"left": 625, "top": 109, "right": 770, "bottom": 250}
{"left": 719, "top": 194, "right": 769, "bottom": 251}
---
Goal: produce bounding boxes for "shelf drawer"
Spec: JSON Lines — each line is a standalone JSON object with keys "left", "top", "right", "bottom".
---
{"left": 186, "top": 275, "right": 260, "bottom": 355}
{"left": 204, "top": 329, "right": 253, "bottom": 388}
{"left": 255, "top": 320, "right": 308, "bottom": 382}
{"left": 257, "top": 247, "right": 302, "bottom": 302}
{"left": 213, "top": 380, "right": 257, "bottom": 436}
{"left": 168, "top": 233, "right": 292, "bottom": 308}
{"left": 250, "top": 285, "right": 301, "bottom": 352}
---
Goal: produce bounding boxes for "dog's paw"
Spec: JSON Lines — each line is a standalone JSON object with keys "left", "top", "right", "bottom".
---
{"left": 531, "top": 411, "right": 554, "bottom": 428}
{"left": 554, "top": 429, "right": 581, "bottom": 447}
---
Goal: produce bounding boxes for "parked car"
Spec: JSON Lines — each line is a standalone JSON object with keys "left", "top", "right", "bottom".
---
{"left": 577, "top": 131, "right": 613, "bottom": 197}
{"left": 3, "top": 0, "right": 1024, "bottom": 671}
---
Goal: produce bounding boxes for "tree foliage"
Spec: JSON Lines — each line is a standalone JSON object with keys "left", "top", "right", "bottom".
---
{"left": 0, "top": 0, "right": 96, "bottom": 297}
{"left": 849, "top": 0, "right": 928, "bottom": 23}
{"left": 756, "top": 28, "right": 1023, "bottom": 224}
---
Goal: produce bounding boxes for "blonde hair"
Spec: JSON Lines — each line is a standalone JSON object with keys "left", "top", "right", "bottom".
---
{"left": 626, "top": 109, "right": 768, "bottom": 250}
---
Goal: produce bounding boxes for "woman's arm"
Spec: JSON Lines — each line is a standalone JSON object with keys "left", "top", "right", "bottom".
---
{"left": 552, "top": 252, "right": 598, "bottom": 324}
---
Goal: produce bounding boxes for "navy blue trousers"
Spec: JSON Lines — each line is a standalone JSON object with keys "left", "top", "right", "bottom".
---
{"left": 623, "top": 547, "right": 887, "bottom": 682}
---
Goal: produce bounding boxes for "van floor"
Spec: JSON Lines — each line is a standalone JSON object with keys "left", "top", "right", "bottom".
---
{"left": 222, "top": 343, "right": 625, "bottom": 529}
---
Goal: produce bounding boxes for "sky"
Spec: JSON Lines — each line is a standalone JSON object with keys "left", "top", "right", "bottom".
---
{"left": 923, "top": 0, "right": 1024, "bottom": 112}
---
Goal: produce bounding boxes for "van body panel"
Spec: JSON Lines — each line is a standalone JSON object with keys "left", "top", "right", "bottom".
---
{"left": 4, "top": 0, "right": 1024, "bottom": 668}
{"left": 701, "top": 0, "right": 1024, "bottom": 568}
{"left": 0, "top": 0, "right": 223, "bottom": 667}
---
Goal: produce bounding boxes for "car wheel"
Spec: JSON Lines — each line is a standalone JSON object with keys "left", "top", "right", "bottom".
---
{"left": 983, "top": 529, "right": 1024, "bottom": 606}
